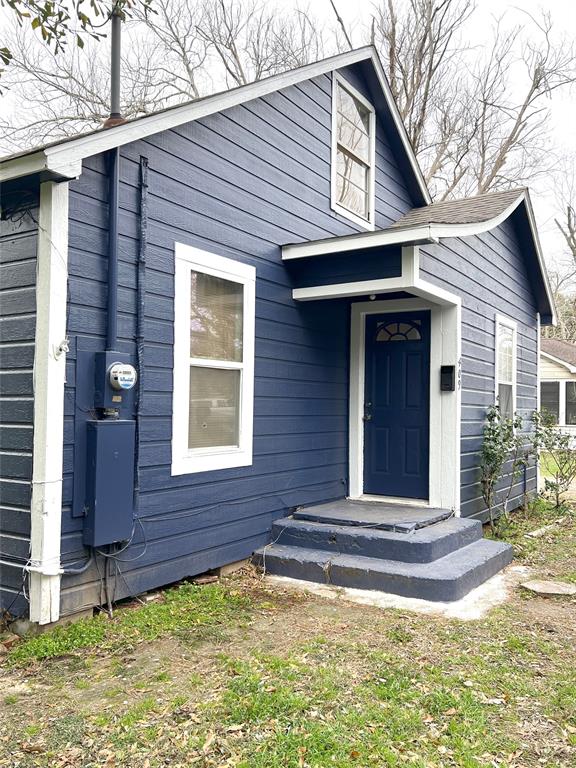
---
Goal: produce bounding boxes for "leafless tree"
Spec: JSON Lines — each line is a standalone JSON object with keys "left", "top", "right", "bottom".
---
{"left": 371, "top": 1, "right": 576, "bottom": 200}
{"left": 0, "top": 0, "right": 329, "bottom": 152}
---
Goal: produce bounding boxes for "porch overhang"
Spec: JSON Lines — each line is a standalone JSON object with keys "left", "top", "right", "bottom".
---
{"left": 282, "top": 188, "right": 556, "bottom": 325}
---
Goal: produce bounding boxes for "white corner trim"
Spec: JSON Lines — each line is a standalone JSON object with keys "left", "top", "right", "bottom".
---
{"left": 171, "top": 244, "right": 256, "bottom": 476}
{"left": 28, "top": 180, "right": 69, "bottom": 625}
{"left": 540, "top": 350, "right": 576, "bottom": 374}
{"left": 330, "top": 72, "right": 376, "bottom": 231}
{"left": 349, "top": 293, "right": 461, "bottom": 512}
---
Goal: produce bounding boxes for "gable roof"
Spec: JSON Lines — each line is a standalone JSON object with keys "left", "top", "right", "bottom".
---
{"left": 0, "top": 46, "right": 430, "bottom": 205}
{"left": 541, "top": 338, "right": 576, "bottom": 370}
{"left": 283, "top": 186, "right": 556, "bottom": 325}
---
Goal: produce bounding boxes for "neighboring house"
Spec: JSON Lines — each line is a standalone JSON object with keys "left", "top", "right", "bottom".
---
{"left": 540, "top": 338, "right": 576, "bottom": 435}
{"left": 0, "top": 47, "right": 555, "bottom": 625}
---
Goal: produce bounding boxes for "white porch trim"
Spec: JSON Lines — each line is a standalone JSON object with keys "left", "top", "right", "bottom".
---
{"left": 292, "top": 245, "right": 461, "bottom": 512}
{"left": 28, "top": 181, "right": 69, "bottom": 625}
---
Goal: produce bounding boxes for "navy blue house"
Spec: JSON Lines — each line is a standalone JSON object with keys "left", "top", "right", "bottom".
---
{"left": 0, "top": 47, "right": 555, "bottom": 624}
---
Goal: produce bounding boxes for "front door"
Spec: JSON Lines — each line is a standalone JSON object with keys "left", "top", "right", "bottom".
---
{"left": 363, "top": 311, "right": 430, "bottom": 499}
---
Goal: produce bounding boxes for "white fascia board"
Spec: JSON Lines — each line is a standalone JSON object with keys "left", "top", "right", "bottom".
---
{"left": 521, "top": 192, "right": 557, "bottom": 326}
{"left": 282, "top": 193, "right": 525, "bottom": 261}
{"left": 367, "top": 50, "right": 431, "bottom": 205}
{"left": 283, "top": 226, "right": 437, "bottom": 260}
{"left": 0, "top": 151, "right": 82, "bottom": 183}
{"left": 540, "top": 351, "right": 576, "bottom": 374}
{"left": 293, "top": 275, "right": 407, "bottom": 301}
{"left": 28, "top": 180, "right": 69, "bottom": 625}
{"left": 1, "top": 48, "right": 376, "bottom": 184}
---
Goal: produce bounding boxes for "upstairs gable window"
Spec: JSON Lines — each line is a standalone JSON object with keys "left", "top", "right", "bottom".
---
{"left": 331, "top": 74, "right": 375, "bottom": 229}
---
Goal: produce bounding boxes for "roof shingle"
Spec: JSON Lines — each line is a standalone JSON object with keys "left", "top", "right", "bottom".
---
{"left": 541, "top": 338, "right": 576, "bottom": 367}
{"left": 389, "top": 188, "right": 525, "bottom": 229}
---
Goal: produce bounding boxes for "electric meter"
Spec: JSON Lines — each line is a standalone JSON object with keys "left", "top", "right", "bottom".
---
{"left": 108, "top": 362, "right": 138, "bottom": 391}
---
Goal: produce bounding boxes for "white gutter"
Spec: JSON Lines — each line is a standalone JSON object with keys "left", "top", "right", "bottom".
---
{"left": 27, "top": 180, "right": 69, "bottom": 625}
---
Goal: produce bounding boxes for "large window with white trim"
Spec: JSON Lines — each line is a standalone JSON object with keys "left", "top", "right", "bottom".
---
{"left": 331, "top": 74, "right": 375, "bottom": 229}
{"left": 171, "top": 244, "right": 255, "bottom": 475}
{"left": 495, "top": 315, "right": 517, "bottom": 419}
{"left": 540, "top": 380, "right": 576, "bottom": 426}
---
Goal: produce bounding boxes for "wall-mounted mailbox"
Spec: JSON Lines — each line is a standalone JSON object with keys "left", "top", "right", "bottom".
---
{"left": 440, "top": 365, "right": 456, "bottom": 392}
{"left": 83, "top": 419, "right": 135, "bottom": 547}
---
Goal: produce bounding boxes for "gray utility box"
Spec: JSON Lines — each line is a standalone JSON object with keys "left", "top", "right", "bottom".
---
{"left": 83, "top": 419, "right": 136, "bottom": 547}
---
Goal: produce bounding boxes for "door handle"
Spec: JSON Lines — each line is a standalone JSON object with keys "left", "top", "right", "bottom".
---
{"left": 363, "top": 402, "right": 372, "bottom": 421}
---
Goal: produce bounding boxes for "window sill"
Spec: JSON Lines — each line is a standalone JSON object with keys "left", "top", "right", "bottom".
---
{"left": 171, "top": 448, "right": 253, "bottom": 476}
{"left": 331, "top": 201, "right": 375, "bottom": 231}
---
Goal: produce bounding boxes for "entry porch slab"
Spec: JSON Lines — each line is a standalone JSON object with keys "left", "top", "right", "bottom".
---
{"left": 293, "top": 499, "right": 452, "bottom": 533}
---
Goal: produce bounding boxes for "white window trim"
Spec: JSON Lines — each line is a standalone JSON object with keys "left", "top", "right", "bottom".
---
{"left": 495, "top": 314, "right": 517, "bottom": 416}
{"left": 171, "top": 243, "right": 256, "bottom": 476}
{"left": 331, "top": 72, "right": 376, "bottom": 232}
{"left": 539, "top": 379, "right": 576, "bottom": 427}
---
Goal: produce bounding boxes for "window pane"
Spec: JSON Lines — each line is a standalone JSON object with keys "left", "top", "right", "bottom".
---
{"left": 336, "top": 150, "right": 368, "bottom": 217}
{"left": 337, "top": 86, "right": 370, "bottom": 162}
{"left": 188, "top": 367, "right": 240, "bottom": 450}
{"left": 498, "top": 383, "right": 513, "bottom": 419}
{"left": 566, "top": 382, "right": 576, "bottom": 425}
{"left": 190, "top": 271, "right": 243, "bottom": 362}
{"left": 540, "top": 382, "right": 560, "bottom": 423}
{"left": 497, "top": 324, "right": 513, "bottom": 384}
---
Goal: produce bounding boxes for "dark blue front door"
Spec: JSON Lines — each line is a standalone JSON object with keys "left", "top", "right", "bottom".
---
{"left": 363, "top": 311, "right": 430, "bottom": 499}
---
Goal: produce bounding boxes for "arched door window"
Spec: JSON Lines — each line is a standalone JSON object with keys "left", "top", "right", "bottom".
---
{"left": 376, "top": 319, "right": 422, "bottom": 342}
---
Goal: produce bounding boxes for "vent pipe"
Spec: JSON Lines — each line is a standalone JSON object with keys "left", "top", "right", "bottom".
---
{"left": 103, "top": 4, "right": 125, "bottom": 128}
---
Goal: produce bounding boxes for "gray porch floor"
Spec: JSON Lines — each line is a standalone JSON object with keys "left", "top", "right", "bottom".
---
{"left": 293, "top": 499, "right": 452, "bottom": 533}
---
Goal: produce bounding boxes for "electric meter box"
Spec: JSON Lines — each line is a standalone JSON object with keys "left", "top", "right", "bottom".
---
{"left": 94, "top": 350, "right": 137, "bottom": 412}
{"left": 83, "top": 419, "right": 135, "bottom": 547}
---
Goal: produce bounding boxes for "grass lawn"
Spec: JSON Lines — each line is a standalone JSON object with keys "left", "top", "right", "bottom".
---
{"left": 1, "top": 501, "right": 575, "bottom": 768}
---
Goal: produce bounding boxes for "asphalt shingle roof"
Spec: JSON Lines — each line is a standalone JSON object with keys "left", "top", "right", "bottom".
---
{"left": 389, "top": 188, "right": 525, "bottom": 229}
{"left": 541, "top": 338, "right": 576, "bottom": 367}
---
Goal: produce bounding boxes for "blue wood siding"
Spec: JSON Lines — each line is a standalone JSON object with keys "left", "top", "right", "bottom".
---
{"left": 0, "top": 193, "right": 38, "bottom": 617}
{"left": 419, "top": 214, "right": 539, "bottom": 520}
{"left": 59, "top": 65, "right": 417, "bottom": 615}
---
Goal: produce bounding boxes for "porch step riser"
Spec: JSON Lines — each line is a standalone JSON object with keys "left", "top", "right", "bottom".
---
{"left": 254, "top": 540, "right": 513, "bottom": 603}
{"left": 272, "top": 517, "right": 482, "bottom": 563}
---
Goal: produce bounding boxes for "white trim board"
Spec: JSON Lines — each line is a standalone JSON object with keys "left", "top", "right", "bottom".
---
{"left": 283, "top": 195, "right": 526, "bottom": 261}
{"left": 0, "top": 47, "right": 430, "bottom": 205}
{"left": 171, "top": 243, "right": 256, "bottom": 476}
{"left": 349, "top": 296, "right": 461, "bottom": 512}
{"left": 494, "top": 313, "right": 517, "bottom": 418}
{"left": 330, "top": 72, "right": 376, "bottom": 231}
{"left": 540, "top": 350, "right": 576, "bottom": 374}
{"left": 28, "top": 180, "right": 69, "bottom": 625}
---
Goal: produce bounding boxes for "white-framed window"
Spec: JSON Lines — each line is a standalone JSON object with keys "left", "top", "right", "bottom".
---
{"left": 495, "top": 314, "right": 517, "bottom": 420}
{"left": 171, "top": 243, "right": 256, "bottom": 476}
{"left": 540, "top": 380, "right": 576, "bottom": 426}
{"left": 331, "top": 73, "right": 376, "bottom": 230}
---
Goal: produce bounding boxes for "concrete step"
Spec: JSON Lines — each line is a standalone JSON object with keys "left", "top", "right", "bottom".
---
{"left": 292, "top": 500, "right": 452, "bottom": 532}
{"left": 253, "top": 539, "right": 513, "bottom": 602}
{"left": 271, "top": 517, "right": 483, "bottom": 563}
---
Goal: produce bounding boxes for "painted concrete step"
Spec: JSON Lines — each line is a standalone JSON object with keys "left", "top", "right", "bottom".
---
{"left": 271, "top": 516, "right": 483, "bottom": 564}
{"left": 253, "top": 539, "right": 513, "bottom": 602}
{"left": 293, "top": 500, "right": 452, "bottom": 532}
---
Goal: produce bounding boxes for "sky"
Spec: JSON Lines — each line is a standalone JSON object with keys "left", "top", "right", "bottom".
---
{"left": 320, "top": 0, "right": 576, "bottom": 273}
{"left": 1, "top": 0, "right": 575, "bottom": 271}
